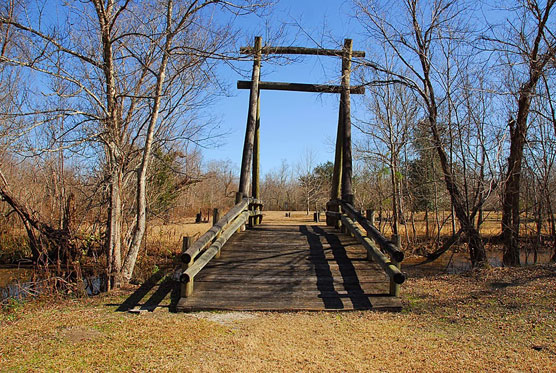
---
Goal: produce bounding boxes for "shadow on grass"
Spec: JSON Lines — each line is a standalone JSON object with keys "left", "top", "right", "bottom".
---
{"left": 111, "top": 267, "right": 181, "bottom": 313}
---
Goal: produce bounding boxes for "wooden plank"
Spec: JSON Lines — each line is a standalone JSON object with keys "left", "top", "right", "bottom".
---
{"left": 193, "top": 277, "right": 389, "bottom": 286}
{"left": 177, "top": 295, "right": 401, "bottom": 312}
{"left": 240, "top": 46, "right": 366, "bottom": 58}
{"left": 177, "top": 221, "right": 402, "bottom": 312}
{"left": 237, "top": 80, "right": 365, "bottom": 94}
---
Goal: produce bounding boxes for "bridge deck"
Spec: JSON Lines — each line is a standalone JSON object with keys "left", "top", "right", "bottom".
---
{"left": 176, "top": 219, "right": 402, "bottom": 312}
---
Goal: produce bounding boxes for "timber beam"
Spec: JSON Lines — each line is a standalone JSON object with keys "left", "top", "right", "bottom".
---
{"left": 240, "top": 46, "right": 365, "bottom": 58}
{"left": 237, "top": 80, "right": 365, "bottom": 94}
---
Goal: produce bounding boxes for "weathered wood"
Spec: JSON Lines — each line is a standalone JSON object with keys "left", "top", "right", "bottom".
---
{"left": 331, "top": 100, "right": 344, "bottom": 201}
{"left": 237, "top": 80, "right": 365, "bottom": 94}
{"left": 340, "top": 201, "right": 404, "bottom": 262}
{"left": 181, "top": 199, "right": 249, "bottom": 264}
{"left": 252, "top": 89, "right": 260, "bottom": 200}
{"left": 181, "top": 236, "right": 191, "bottom": 254}
{"left": 177, "top": 295, "right": 401, "bottom": 312}
{"left": 340, "top": 39, "right": 353, "bottom": 202}
{"left": 366, "top": 209, "right": 375, "bottom": 225}
{"left": 340, "top": 214, "right": 405, "bottom": 285}
{"left": 181, "top": 211, "right": 249, "bottom": 285}
{"left": 238, "top": 36, "right": 262, "bottom": 198}
{"left": 240, "top": 45, "right": 365, "bottom": 58}
{"left": 181, "top": 236, "right": 193, "bottom": 297}
{"left": 177, "top": 223, "right": 402, "bottom": 312}
{"left": 212, "top": 208, "right": 220, "bottom": 226}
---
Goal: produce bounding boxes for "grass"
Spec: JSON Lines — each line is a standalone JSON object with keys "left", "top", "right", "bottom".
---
{"left": 1, "top": 264, "right": 554, "bottom": 372}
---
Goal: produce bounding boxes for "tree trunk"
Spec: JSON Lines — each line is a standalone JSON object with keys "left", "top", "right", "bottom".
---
{"left": 427, "top": 113, "right": 487, "bottom": 266}
{"left": 547, "top": 195, "right": 556, "bottom": 262}
{"left": 502, "top": 86, "right": 535, "bottom": 266}
{"left": 390, "top": 164, "right": 399, "bottom": 237}
{"left": 122, "top": 4, "right": 174, "bottom": 282}
{"left": 425, "top": 207, "right": 429, "bottom": 239}
{"left": 107, "top": 164, "right": 122, "bottom": 289}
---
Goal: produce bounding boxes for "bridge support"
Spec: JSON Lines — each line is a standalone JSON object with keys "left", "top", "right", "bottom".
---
{"left": 237, "top": 37, "right": 364, "bottom": 222}
{"left": 238, "top": 36, "right": 262, "bottom": 201}
{"left": 327, "top": 39, "right": 354, "bottom": 226}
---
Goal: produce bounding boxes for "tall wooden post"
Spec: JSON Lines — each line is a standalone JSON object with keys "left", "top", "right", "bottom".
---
{"left": 238, "top": 36, "right": 262, "bottom": 199}
{"left": 252, "top": 90, "right": 261, "bottom": 200}
{"left": 340, "top": 39, "right": 353, "bottom": 205}
{"left": 326, "top": 99, "right": 344, "bottom": 227}
{"left": 331, "top": 101, "right": 344, "bottom": 201}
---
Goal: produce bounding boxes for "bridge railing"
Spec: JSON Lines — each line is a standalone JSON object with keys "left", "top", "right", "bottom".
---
{"left": 338, "top": 201, "right": 405, "bottom": 296}
{"left": 178, "top": 197, "right": 262, "bottom": 297}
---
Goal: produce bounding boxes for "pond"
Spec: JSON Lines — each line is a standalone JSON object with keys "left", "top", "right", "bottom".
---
{"left": 403, "top": 249, "right": 553, "bottom": 277}
{"left": 0, "top": 266, "right": 107, "bottom": 301}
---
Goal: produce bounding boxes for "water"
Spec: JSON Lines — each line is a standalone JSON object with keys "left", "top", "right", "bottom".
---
{"left": 0, "top": 267, "right": 107, "bottom": 301}
{"left": 404, "top": 249, "right": 553, "bottom": 277}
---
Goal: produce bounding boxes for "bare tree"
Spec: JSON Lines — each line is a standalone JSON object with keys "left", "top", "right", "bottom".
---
{"left": 353, "top": 0, "right": 492, "bottom": 266}
{"left": 297, "top": 149, "right": 322, "bottom": 214}
{"left": 355, "top": 52, "right": 417, "bottom": 240}
{"left": 482, "top": 0, "right": 556, "bottom": 265}
{"left": 1, "top": 0, "right": 270, "bottom": 287}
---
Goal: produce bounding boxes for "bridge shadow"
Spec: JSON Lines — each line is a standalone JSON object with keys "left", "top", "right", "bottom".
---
{"left": 299, "top": 225, "right": 373, "bottom": 310}
{"left": 112, "top": 267, "right": 180, "bottom": 313}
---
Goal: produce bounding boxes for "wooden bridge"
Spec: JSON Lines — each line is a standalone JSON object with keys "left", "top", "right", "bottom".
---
{"left": 175, "top": 37, "right": 405, "bottom": 312}
{"left": 176, "top": 212, "right": 403, "bottom": 312}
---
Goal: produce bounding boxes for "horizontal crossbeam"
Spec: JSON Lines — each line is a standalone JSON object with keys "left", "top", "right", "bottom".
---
{"left": 237, "top": 80, "right": 365, "bottom": 94}
{"left": 240, "top": 46, "right": 365, "bottom": 58}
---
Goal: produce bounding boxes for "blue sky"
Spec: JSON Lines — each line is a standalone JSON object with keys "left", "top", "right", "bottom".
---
{"left": 202, "top": 0, "right": 367, "bottom": 175}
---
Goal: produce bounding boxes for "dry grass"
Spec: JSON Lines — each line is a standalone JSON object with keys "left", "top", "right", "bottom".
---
{"left": 374, "top": 210, "right": 551, "bottom": 240}
{"left": 1, "top": 265, "right": 554, "bottom": 372}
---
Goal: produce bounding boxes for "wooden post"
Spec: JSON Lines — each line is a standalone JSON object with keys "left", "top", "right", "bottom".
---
{"left": 366, "top": 209, "right": 375, "bottom": 226}
{"left": 365, "top": 210, "right": 375, "bottom": 261}
{"left": 331, "top": 101, "right": 344, "bottom": 201}
{"left": 252, "top": 89, "right": 261, "bottom": 204}
{"left": 389, "top": 234, "right": 401, "bottom": 297}
{"left": 213, "top": 208, "right": 221, "bottom": 258}
{"left": 327, "top": 98, "right": 344, "bottom": 227}
{"left": 181, "top": 236, "right": 194, "bottom": 297}
{"left": 238, "top": 36, "right": 262, "bottom": 199}
{"left": 340, "top": 39, "right": 353, "bottom": 204}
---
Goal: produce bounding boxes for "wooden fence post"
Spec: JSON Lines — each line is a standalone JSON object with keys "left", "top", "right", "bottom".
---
{"left": 366, "top": 209, "right": 375, "bottom": 225}
{"left": 389, "top": 234, "right": 401, "bottom": 297}
{"left": 213, "top": 208, "right": 221, "bottom": 258}
{"left": 181, "top": 236, "right": 194, "bottom": 297}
